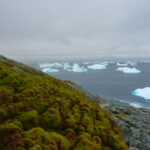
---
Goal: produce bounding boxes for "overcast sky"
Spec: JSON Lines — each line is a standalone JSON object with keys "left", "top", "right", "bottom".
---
{"left": 0, "top": 0, "right": 150, "bottom": 60}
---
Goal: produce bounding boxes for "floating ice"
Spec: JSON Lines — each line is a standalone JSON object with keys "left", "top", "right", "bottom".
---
{"left": 87, "top": 64, "right": 107, "bottom": 70}
{"left": 68, "top": 64, "right": 87, "bottom": 72}
{"left": 63, "top": 63, "right": 72, "bottom": 71}
{"left": 117, "top": 62, "right": 128, "bottom": 67}
{"left": 132, "top": 87, "right": 150, "bottom": 100}
{"left": 39, "top": 63, "right": 63, "bottom": 68}
{"left": 42, "top": 68, "right": 59, "bottom": 73}
{"left": 82, "top": 61, "right": 98, "bottom": 65}
{"left": 127, "top": 61, "right": 137, "bottom": 66}
{"left": 117, "top": 62, "right": 136, "bottom": 67}
{"left": 116, "top": 67, "right": 141, "bottom": 74}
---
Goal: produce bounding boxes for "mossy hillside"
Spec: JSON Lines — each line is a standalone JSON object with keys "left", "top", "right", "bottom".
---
{"left": 0, "top": 57, "right": 128, "bottom": 150}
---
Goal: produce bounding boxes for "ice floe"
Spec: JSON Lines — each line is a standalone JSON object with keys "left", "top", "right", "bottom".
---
{"left": 63, "top": 63, "right": 72, "bottom": 71}
{"left": 127, "top": 61, "right": 137, "bottom": 66}
{"left": 42, "top": 68, "right": 59, "bottom": 73}
{"left": 87, "top": 64, "right": 107, "bottom": 70}
{"left": 116, "top": 62, "right": 136, "bottom": 67}
{"left": 39, "top": 63, "right": 63, "bottom": 68}
{"left": 117, "top": 62, "right": 128, "bottom": 67}
{"left": 68, "top": 64, "right": 87, "bottom": 72}
{"left": 116, "top": 67, "right": 141, "bottom": 74}
{"left": 132, "top": 87, "right": 150, "bottom": 100}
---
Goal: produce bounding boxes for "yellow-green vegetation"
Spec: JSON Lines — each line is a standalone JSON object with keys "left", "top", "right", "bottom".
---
{"left": 115, "top": 114, "right": 129, "bottom": 118}
{"left": 0, "top": 56, "right": 128, "bottom": 150}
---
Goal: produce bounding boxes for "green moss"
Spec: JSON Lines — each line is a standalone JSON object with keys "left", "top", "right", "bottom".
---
{"left": 116, "top": 114, "right": 129, "bottom": 118}
{"left": 81, "top": 114, "right": 94, "bottom": 134}
{"left": 23, "top": 128, "right": 70, "bottom": 150}
{"left": 41, "top": 108, "right": 62, "bottom": 129}
{"left": 0, "top": 86, "right": 13, "bottom": 104}
{"left": 74, "top": 132, "right": 101, "bottom": 150}
{"left": 0, "top": 123, "right": 23, "bottom": 149}
{"left": 0, "top": 57, "right": 128, "bottom": 150}
{"left": 65, "top": 128, "right": 76, "bottom": 141}
{"left": 0, "top": 106, "right": 8, "bottom": 121}
{"left": 0, "top": 122, "right": 22, "bottom": 133}
{"left": 65, "top": 114, "right": 76, "bottom": 129}
{"left": 18, "top": 110, "right": 39, "bottom": 129}
{"left": 29, "top": 145, "right": 42, "bottom": 150}
{"left": 48, "top": 132, "right": 71, "bottom": 150}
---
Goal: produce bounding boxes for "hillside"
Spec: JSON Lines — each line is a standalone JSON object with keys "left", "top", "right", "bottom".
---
{"left": 0, "top": 56, "right": 128, "bottom": 150}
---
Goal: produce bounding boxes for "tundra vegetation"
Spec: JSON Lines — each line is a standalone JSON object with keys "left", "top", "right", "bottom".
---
{"left": 0, "top": 56, "right": 128, "bottom": 150}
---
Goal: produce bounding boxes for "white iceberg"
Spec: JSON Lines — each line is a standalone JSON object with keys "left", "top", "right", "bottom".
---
{"left": 63, "top": 63, "right": 72, "bottom": 71}
{"left": 87, "top": 64, "right": 107, "bottom": 70}
{"left": 132, "top": 87, "right": 150, "bottom": 100}
{"left": 67, "top": 63, "right": 87, "bottom": 72}
{"left": 116, "top": 67, "right": 141, "bottom": 74}
{"left": 117, "top": 62, "right": 136, "bottom": 67}
{"left": 117, "top": 62, "right": 128, "bottom": 67}
{"left": 39, "top": 63, "right": 63, "bottom": 68}
{"left": 42, "top": 68, "right": 59, "bottom": 73}
{"left": 127, "top": 61, "right": 137, "bottom": 66}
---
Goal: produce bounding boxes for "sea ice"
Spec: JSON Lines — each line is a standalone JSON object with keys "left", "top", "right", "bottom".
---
{"left": 117, "top": 62, "right": 128, "bottom": 67}
{"left": 127, "top": 61, "right": 137, "bottom": 66}
{"left": 63, "top": 63, "right": 72, "bottom": 71}
{"left": 42, "top": 68, "right": 59, "bottom": 73}
{"left": 116, "top": 67, "right": 141, "bottom": 74}
{"left": 68, "top": 64, "right": 87, "bottom": 72}
{"left": 132, "top": 87, "right": 150, "bottom": 100}
{"left": 87, "top": 64, "right": 107, "bottom": 70}
{"left": 39, "top": 63, "right": 63, "bottom": 68}
{"left": 117, "top": 62, "right": 136, "bottom": 67}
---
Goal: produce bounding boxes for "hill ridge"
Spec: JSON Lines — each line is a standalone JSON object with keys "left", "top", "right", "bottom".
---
{"left": 0, "top": 56, "right": 128, "bottom": 150}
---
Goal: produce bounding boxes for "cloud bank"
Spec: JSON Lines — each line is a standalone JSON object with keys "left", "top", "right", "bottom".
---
{"left": 0, "top": 0, "right": 150, "bottom": 60}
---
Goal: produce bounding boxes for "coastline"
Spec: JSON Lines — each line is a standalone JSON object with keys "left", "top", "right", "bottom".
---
{"left": 94, "top": 95, "right": 150, "bottom": 150}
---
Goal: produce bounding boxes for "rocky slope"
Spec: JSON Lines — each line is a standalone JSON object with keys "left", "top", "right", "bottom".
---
{"left": 106, "top": 105, "right": 150, "bottom": 150}
{"left": 90, "top": 94, "right": 150, "bottom": 150}
{"left": 0, "top": 56, "right": 128, "bottom": 150}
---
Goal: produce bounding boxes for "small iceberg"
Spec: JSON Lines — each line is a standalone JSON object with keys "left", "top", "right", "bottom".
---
{"left": 116, "top": 62, "right": 137, "bottom": 67}
{"left": 87, "top": 64, "right": 107, "bottom": 70}
{"left": 67, "top": 64, "right": 87, "bottom": 72}
{"left": 116, "top": 67, "right": 141, "bottom": 74}
{"left": 63, "top": 63, "right": 72, "bottom": 71}
{"left": 39, "top": 63, "right": 63, "bottom": 68}
{"left": 132, "top": 87, "right": 150, "bottom": 100}
{"left": 127, "top": 61, "right": 137, "bottom": 66}
{"left": 42, "top": 68, "right": 59, "bottom": 73}
{"left": 117, "top": 62, "right": 128, "bottom": 67}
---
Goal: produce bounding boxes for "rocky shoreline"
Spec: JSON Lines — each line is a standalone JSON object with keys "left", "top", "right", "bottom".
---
{"left": 97, "top": 99, "right": 150, "bottom": 150}
{"left": 84, "top": 93, "right": 150, "bottom": 150}
{"left": 105, "top": 105, "right": 150, "bottom": 150}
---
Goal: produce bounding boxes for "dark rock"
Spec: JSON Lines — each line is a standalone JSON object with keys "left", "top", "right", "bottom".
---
{"left": 102, "top": 104, "right": 150, "bottom": 150}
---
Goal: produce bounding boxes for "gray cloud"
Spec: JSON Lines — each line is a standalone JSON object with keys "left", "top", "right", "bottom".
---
{"left": 0, "top": 0, "right": 150, "bottom": 60}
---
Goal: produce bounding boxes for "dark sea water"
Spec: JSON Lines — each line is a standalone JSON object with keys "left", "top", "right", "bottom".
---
{"left": 27, "top": 60, "right": 150, "bottom": 109}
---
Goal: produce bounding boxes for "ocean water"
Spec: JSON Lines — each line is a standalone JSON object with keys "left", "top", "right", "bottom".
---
{"left": 27, "top": 60, "right": 150, "bottom": 109}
